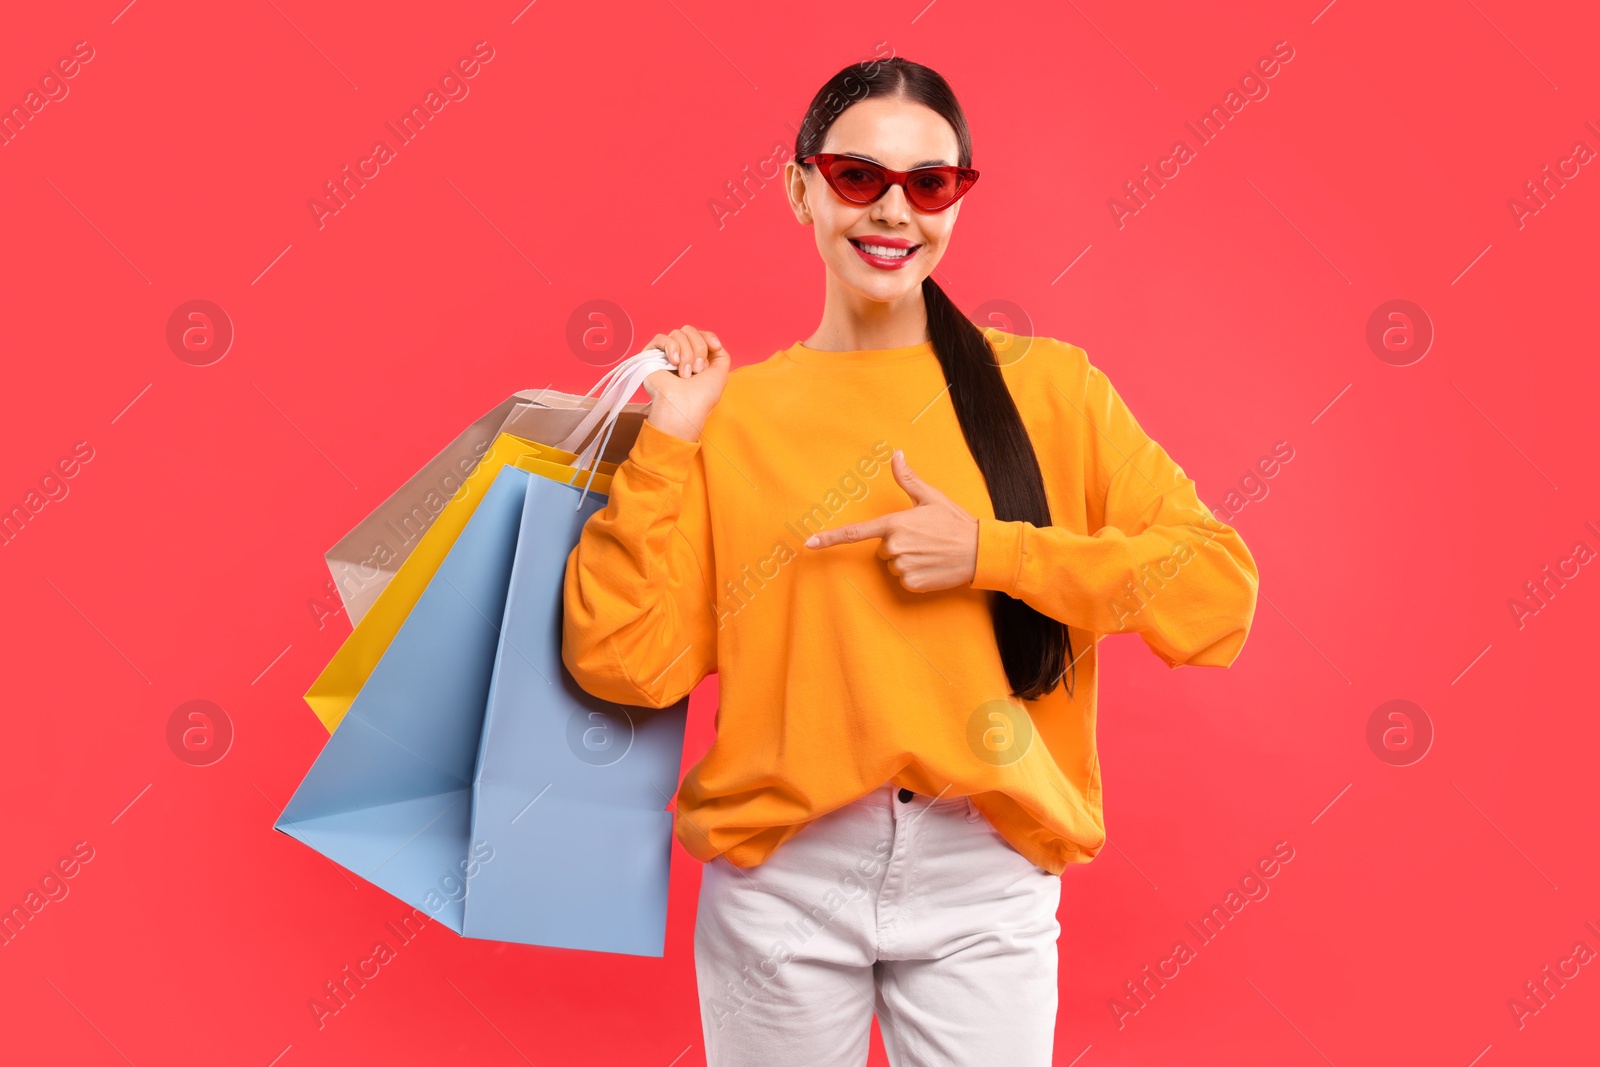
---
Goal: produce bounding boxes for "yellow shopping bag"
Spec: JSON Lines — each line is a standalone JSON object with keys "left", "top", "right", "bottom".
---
{"left": 306, "top": 432, "right": 615, "bottom": 733}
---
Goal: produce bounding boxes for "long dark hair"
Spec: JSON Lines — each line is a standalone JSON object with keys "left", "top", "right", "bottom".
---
{"left": 795, "top": 57, "right": 1074, "bottom": 701}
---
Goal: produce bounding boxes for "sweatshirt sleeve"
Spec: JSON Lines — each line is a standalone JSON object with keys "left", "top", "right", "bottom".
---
{"left": 562, "top": 417, "right": 719, "bottom": 707}
{"left": 970, "top": 351, "right": 1259, "bottom": 668}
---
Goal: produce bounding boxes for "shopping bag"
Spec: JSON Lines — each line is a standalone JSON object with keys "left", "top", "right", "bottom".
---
{"left": 463, "top": 465, "right": 688, "bottom": 954}
{"left": 305, "top": 434, "right": 614, "bottom": 734}
{"left": 325, "top": 388, "right": 646, "bottom": 626}
{"left": 277, "top": 462, "right": 533, "bottom": 937}
{"left": 305, "top": 349, "right": 675, "bottom": 733}
{"left": 277, "top": 348, "right": 690, "bottom": 955}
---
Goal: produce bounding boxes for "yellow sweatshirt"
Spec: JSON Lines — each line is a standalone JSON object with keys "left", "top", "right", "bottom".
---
{"left": 562, "top": 333, "right": 1259, "bottom": 875}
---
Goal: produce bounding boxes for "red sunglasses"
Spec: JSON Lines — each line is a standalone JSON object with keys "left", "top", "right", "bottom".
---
{"left": 801, "top": 153, "right": 980, "bottom": 213}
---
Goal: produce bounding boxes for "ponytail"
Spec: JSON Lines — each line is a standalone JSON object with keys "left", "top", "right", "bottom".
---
{"left": 922, "top": 276, "right": 1073, "bottom": 700}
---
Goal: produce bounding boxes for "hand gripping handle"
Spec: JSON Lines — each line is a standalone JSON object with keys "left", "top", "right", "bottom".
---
{"left": 551, "top": 347, "right": 677, "bottom": 509}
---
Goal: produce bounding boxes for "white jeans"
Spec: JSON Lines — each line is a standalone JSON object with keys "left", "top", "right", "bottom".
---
{"left": 693, "top": 783, "right": 1062, "bottom": 1066}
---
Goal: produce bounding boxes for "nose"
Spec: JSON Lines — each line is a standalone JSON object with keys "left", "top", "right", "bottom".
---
{"left": 870, "top": 181, "right": 913, "bottom": 226}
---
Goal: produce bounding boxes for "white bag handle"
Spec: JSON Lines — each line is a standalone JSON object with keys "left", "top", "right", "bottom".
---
{"left": 553, "top": 348, "right": 671, "bottom": 454}
{"left": 553, "top": 348, "right": 677, "bottom": 509}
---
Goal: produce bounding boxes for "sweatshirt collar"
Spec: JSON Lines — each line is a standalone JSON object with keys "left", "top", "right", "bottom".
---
{"left": 782, "top": 340, "right": 938, "bottom": 367}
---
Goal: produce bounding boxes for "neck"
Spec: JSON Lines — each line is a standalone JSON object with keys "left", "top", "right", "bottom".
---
{"left": 803, "top": 272, "right": 929, "bottom": 352}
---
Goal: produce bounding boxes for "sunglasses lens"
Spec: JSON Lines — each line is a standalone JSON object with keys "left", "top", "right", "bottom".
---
{"left": 826, "top": 159, "right": 888, "bottom": 203}
{"left": 906, "top": 169, "right": 962, "bottom": 211}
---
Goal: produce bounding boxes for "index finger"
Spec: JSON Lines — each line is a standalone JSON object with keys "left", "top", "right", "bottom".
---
{"left": 805, "top": 514, "right": 894, "bottom": 549}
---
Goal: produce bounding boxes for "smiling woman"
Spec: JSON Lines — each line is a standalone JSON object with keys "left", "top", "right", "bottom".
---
{"left": 784, "top": 72, "right": 1076, "bottom": 700}
{"left": 561, "top": 56, "right": 1260, "bottom": 1067}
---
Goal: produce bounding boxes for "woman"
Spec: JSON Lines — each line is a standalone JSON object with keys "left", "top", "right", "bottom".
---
{"left": 563, "top": 57, "right": 1259, "bottom": 1066}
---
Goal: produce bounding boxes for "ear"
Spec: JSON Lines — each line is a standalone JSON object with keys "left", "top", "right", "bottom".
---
{"left": 784, "top": 160, "right": 813, "bottom": 225}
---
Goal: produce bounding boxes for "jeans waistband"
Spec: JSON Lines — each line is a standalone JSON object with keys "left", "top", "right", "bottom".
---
{"left": 850, "top": 782, "right": 972, "bottom": 811}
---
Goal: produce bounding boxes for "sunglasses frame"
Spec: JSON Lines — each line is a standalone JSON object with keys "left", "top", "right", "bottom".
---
{"left": 801, "top": 153, "right": 980, "bottom": 213}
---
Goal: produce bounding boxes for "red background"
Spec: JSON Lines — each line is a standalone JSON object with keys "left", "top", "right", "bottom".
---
{"left": 2, "top": 1, "right": 1596, "bottom": 1064}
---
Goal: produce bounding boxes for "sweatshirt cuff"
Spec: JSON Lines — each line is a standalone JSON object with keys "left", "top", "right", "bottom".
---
{"left": 971, "top": 518, "right": 1025, "bottom": 595}
{"left": 627, "top": 418, "right": 702, "bottom": 483}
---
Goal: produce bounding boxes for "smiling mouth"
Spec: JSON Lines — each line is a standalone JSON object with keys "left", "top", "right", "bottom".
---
{"left": 849, "top": 238, "right": 922, "bottom": 269}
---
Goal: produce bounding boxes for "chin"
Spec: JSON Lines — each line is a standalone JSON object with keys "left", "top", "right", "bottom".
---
{"left": 840, "top": 265, "right": 925, "bottom": 304}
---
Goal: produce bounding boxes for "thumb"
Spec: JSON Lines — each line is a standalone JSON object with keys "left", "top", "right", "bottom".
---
{"left": 701, "top": 330, "right": 731, "bottom": 364}
{"left": 891, "top": 449, "right": 942, "bottom": 505}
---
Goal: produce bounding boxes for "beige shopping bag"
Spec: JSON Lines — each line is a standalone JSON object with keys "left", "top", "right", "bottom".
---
{"left": 323, "top": 387, "right": 651, "bottom": 625}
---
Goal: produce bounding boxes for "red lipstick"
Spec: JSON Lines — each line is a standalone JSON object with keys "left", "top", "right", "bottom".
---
{"left": 848, "top": 235, "right": 921, "bottom": 271}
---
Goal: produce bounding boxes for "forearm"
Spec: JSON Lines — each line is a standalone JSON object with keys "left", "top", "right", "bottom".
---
{"left": 973, "top": 510, "right": 1259, "bottom": 666}
{"left": 561, "top": 420, "right": 718, "bottom": 707}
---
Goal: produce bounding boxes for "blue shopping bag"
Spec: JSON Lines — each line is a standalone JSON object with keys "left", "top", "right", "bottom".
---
{"left": 463, "top": 470, "right": 688, "bottom": 955}
{"left": 275, "top": 460, "right": 688, "bottom": 956}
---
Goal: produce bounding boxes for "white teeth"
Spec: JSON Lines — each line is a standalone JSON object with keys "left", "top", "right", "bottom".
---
{"left": 855, "top": 241, "right": 912, "bottom": 259}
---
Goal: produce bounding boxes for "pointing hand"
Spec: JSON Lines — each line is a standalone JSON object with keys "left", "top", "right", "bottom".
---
{"left": 804, "top": 450, "right": 980, "bottom": 592}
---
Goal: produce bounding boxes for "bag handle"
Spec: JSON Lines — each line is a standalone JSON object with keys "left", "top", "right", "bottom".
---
{"left": 551, "top": 348, "right": 676, "bottom": 509}
{"left": 550, "top": 347, "right": 673, "bottom": 456}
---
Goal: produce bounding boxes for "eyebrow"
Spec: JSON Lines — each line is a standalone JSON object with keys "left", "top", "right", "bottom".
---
{"left": 835, "top": 151, "right": 952, "bottom": 169}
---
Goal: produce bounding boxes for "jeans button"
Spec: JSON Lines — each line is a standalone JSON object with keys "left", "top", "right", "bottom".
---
{"left": 897, "top": 788, "right": 914, "bottom": 803}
